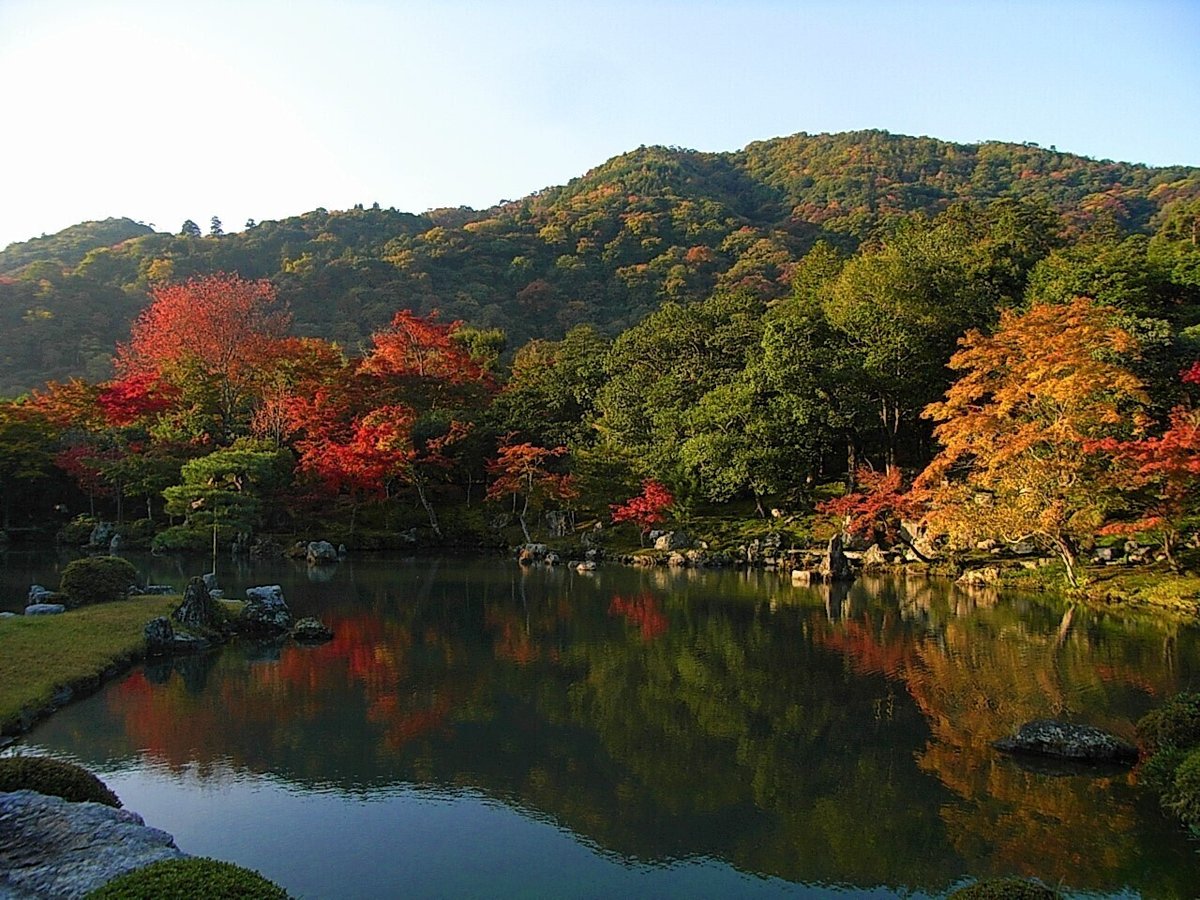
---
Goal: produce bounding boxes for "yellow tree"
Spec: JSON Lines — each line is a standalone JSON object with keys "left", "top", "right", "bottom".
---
{"left": 915, "top": 297, "right": 1148, "bottom": 586}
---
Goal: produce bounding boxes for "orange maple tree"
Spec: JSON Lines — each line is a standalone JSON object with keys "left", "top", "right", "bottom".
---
{"left": 915, "top": 297, "right": 1148, "bottom": 585}
{"left": 486, "top": 438, "right": 577, "bottom": 542}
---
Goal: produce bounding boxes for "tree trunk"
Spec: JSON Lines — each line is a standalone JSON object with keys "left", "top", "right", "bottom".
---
{"left": 846, "top": 440, "right": 858, "bottom": 492}
{"left": 1164, "top": 531, "right": 1181, "bottom": 573}
{"left": 1055, "top": 536, "right": 1080, "bottom": 588}
{"left": 414, "top": 480, "right": 442, "bottom": 538}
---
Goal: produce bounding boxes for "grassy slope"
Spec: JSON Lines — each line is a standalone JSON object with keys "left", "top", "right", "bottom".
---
{"left": 0, "top": 596, "right": 178, "bottom": 733}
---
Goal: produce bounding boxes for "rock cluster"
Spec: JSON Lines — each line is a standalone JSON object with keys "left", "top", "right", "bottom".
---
{"left": 240, "top": 585, "right": 293, "bottom": 637}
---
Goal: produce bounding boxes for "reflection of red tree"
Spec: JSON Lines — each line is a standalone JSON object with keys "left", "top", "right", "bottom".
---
{"left": 109, "top": 613, "right": 457, "bottom": 767}
{"left": 608, "top": 594, "right": 668, "bottom": 642}
{"left": 812, "top": 612, "right": 916, "bottom": 678}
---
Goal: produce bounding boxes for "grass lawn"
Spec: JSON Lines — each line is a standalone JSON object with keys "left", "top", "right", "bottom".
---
{"left": 0, "top": 595, "right": 179, "bottom": 734}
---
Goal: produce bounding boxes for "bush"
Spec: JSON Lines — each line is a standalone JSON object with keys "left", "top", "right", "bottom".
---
{"left": 150, "top": 526, "right": 213, "bottom": 554}
{"left": 87, "top": 858, "right": 289, "bottom": 899}
{"left": 59, "top": 556, "right": 139, "bottom": 608}
{"left": 0, "top": 756, "right": 121, "bottom": 807}
{"left": 1137, "top": 692, "right": 1200, "bottom": 754}
{"left": 58, "top": 515, "right": 98, "bottom": 546}
{"left": 948, "top": 878, "right": 1062, "bottom": 899}
{"left": 1164, "top": 746, "right": 1200, "bottom": 833}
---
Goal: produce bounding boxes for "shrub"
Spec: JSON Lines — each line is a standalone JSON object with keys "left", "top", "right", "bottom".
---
{"left": 59, "top": 556, "right": 139, "bottom": 608}
{"left": 58, "top": 515, "right": 98, "bottom": 546}
{"left": 1164, "top": 746, "right": 1200, "bottom": 833}
{"left": 0, "top": 756, "right": 121, "bottom": 807}
{"left": 150, "top": 526, "right": 213, "bottom": 554}
{"left": 948, "top": 878, "right": 1062, "bottom": 899}
{"left": 1137, "top": 692, "right": 1200, "bottom": 754}
{"left": 87, "top": 858, "right": 289, "bottom": 899}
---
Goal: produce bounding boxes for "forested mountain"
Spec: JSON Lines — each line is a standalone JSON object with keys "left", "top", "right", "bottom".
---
{"left": 1, "top": 129, "right": 1197, "bottom": 396}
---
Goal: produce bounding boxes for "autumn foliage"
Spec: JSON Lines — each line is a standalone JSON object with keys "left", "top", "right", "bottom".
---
{"left": 610, "top": 480, "right": 673, "bottom": 542}
{"left": 817, "top": 467, "right": 921, "bottom": 547}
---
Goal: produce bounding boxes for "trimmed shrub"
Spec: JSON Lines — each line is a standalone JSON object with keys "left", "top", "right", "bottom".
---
{"left": 1137, "top": 692, "right": 1200, "bottom": 754}
{"left": 59, "top": 556, "right": 139, "bottom": 608}
{"left": 0, "top": 756, "right": 121, "bottom": 807}
{"left": 949, "top": 878, "right": 1062, "bottom": 899}
{"left": 86, "top": 858, "right": 289, "bottom": 899}
{"left": 1165, "top": 746, "right": 1200, "bottom": 833}
{"left": 150, "top": 526, "right": 213, "bottom": 554}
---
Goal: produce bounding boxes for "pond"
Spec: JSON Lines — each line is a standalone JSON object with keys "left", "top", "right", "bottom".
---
{"left": 4, "top": 551, "right": 1200, "bottom": 898}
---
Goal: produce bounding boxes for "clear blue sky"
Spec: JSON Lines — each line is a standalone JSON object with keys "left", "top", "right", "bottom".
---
{"left": 1, "top": 0, "right": 1197, "bottom": 249}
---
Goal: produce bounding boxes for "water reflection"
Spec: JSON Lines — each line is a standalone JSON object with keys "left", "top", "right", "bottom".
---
{"left": 15, "top": 557, "right": 1200, "bottom": 897}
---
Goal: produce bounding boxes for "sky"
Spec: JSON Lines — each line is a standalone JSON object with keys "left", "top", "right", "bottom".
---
{"left": 0, "top": 0, "right": 1197, "bottom": 250}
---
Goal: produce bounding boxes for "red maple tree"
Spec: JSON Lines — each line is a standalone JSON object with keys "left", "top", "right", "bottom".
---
{"left": 610, "top": 479, "right": 674, "bottom": 545}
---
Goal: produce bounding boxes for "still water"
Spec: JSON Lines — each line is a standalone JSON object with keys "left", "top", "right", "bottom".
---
{"left": 4, "top": 552, "right": 1200, "bottom": 897}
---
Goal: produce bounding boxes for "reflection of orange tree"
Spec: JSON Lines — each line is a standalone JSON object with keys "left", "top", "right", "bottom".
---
{"left": 484, "top": 594, "right": 574, "bottom": 666}
{"left": 814, "top": 601, "right": 1192, "bottom": 889}
{"left": 608, "top": 593, "right": 668, "bottom": 642}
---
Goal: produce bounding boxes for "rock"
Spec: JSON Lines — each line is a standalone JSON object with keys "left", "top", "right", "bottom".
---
{"left": 860, "top": 544, "right": 889, "bottom": 572}
{"left": 108, "top": 534, "right": 123, "bottom": 554}
{"left": 0, "top": 790, "right": 185, "bottom": 898}
{"left": 653, "top": 531, "right": 690, "bottom": 551}
{"left": 88, "top": 521, "right": 116, "bottom": 549}
{"left": 27, "top": 585, "right": 55, "bottom": 605}
{"left": 518, "top": 548, "right": 535, "bottom": 565}
{"left": 958, "top": 566, "right": 1000, "bottom": 585}
{"left": 585, "top": 548, "right": 599, "bottom": 562}
{"left": 544, "top": 552, "right": 561, "bottom": 566}
{"left": 140, "top": 584, "right": 175, "bottom": 595}
{"left": 1010, "top": 539, "right": 1037, "bottom": 556}
{"left": 240, "top": 585, "right": 293, "bottom": 636}
{"left": 685, "top": 549, "right": 707, "bottom": 566}
{"left": 667, "top": 551, "right": 687, "bottom": 567}
{"left": 631, "top": 553, "right": 658, "bottom": 567}
{"left": 283, "top": 541, "right": 309, "bottom": 559}
{"left": 292, "top": 617, "right": 334, "bottom": 642}
{"left": 306, "top": 540, "right": 339, "bottom": 565}
{"left": 337, "top": 544, "right": 348, "bottom": 558}
{"left": 25, "top": 603, "right": 66, "bottom": 615}
{"left": 817, "top": 534, "right": 854, "bottom": 582}
{"left": 1092, "top": 547, "right": 1118, "bottom": 563}
{"left": 144, "top": 617, "right": 175, "bottom": 656}
{"left": 575, "top": 561, "right": 597, "bottom": 572}
{"left": 976, "top": 539, "right": 1000, "bottom": 552}
{"left": 791, "top": 569, "right": 815, "bottom": 586}
{"left": 1, "top": 611, "right": 17, "bottom": 619}
{"left": 899, "top": 520, "right": 938, "bottom": 560}
{"left": 993, "top": 720, "right": 1137, "bottom": 764}
{"left": 202, "top": 572, "right": 219, "bottom": 592}
{"left": 173, "top": 577, "right": 223, "bottom": 631}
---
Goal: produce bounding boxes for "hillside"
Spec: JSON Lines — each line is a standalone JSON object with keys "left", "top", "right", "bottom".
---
{"left": 1, "top": 129, "right": 1197, "bottom": 396}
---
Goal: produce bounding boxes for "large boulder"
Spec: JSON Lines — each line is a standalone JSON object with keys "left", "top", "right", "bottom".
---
{"left": 653, "top": 531, "right": 690, "bottom": 551}
{"left": 0, "top": 790, "right": 185, "bottom": 898}
{"left": 860, "top": 544, "right": 889, "bottom": 572}
{"left": 173, "top": 577, "right": 223, "bottom": 631}
{"left": 306, "top": 541, "right": 338, "bottom": 565}
{"left": 27, "top": 585, "right": 56, "bottom": 605}
{"left": 25, "top": 603, "right": 66, "bottom": 616}
{"left": 88, "top": 521, "right": 116, "bottom": 549}
{"left": 993, "top": 720, "right": 1138, "bottom": 764}
{"left": 817, "top": 534, "right": 854, "bottom": 582}
{"left": 240, "top": 585, "right": 293, "bottom": 637}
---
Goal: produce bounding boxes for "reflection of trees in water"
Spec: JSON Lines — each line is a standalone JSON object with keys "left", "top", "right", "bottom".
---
{"left": 26, "top": 566, "right": 1200, "bottom": 894}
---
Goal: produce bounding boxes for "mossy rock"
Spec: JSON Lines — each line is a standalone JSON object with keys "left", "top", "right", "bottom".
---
{"left": 1137, "top": 691, "right": 1200, "bottom": 754}
{"left": 59, "top": 556, "right": 139, "bottom": 607}
{"left": 0, "top": 756, "right": 121, "bottom": 808}
{"left": 87, "top": 858, "right": 289, "bottom": 899}
{"left": 949, "top": 878, "right": 1062, "bottom": 899}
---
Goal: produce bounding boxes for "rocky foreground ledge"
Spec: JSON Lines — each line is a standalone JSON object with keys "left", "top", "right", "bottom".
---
{"left": 0, "top": 790, "right": 185, "bottom": 898}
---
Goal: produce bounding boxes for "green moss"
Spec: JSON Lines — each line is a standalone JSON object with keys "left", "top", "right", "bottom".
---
{"left": 0, "top": 756, "right": 121, "bottom": 807}
{"left": 87, "top": 858, "right": 289, "bottom": 899}
{"left": 59, "top": 556, "right": 140, "bottom": 607}
{"left": 948, "top": 878, "right": 1062, "bottom": 899}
